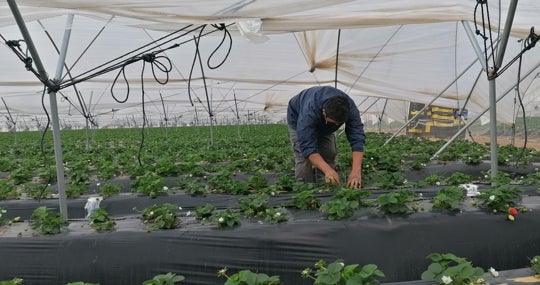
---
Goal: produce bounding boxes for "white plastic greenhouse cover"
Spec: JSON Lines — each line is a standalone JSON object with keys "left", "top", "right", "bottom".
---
{"left": 0, "top": 0, "right": 539, "bottom": 130}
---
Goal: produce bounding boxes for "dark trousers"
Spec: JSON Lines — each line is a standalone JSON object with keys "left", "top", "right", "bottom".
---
{"left": 288, "top": 126, "right": 337, "bottom": 183}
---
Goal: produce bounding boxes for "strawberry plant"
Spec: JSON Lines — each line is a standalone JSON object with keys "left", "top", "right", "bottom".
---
{"left": 237, "top": 194, "right": 269, "bottom": 217}
{"left": 88, "top": 208, "right": 116, "bottom": 232}
{"left": 98, "top": 183, "right": 123, "bottom": 198}
{"left": 30, "top": 206, "right": 68, "bottom": 235}
{"left": 143, "top": 272, "right": 185, "bottom": 285}
{"left": 0, "top": 179, "right": 19, "bottom": 200}
{"left": 218, "top": 268, "right": 280, "bottom": 285}
{"left": 289, "top": 190, "right": 321, "bottom": 210}
{"left": 432, "top": 186, "right": 465, "bottom": 212}
{"left": 374, "top": 190, "right": 416, "bottom": 215}
{"left": 301, "top": 259, "right": 384, "bottom": 285}
{"left": 320, "top": 197, "right": 359, "bottom": 220}
{"left": 141, "top": 203, "right": 181, "bottom": 231}
{"left": 194, "top": 203, "right": 216, "bottom": 219}
{"left": 211, "top": 209, "right": 241, "bottom": 228}
{"left": 132, "top": 171, "right": 167, "bottom": 198}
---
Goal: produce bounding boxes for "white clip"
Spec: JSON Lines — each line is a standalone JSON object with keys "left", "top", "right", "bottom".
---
{"left": 460, "top": 184, "right": 480, "bottom": 197}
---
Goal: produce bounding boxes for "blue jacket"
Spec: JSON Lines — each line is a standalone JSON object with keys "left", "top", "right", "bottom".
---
{"left": 287, "top": 86, "right": 366, "bottom": 158}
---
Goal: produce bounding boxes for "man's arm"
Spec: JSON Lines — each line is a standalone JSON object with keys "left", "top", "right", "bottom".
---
{"left": 347, "top": 151, "right": 363, "bottom": 188}
{"left": 307, "top": 153, "right": 340, "bottom": 184}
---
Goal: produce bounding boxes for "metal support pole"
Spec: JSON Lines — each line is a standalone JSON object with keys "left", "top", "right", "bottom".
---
{"left": 487, "top": 0, "right": 518, "bottom": 185}
{"left": 488, "top": 78, "right": 498, "bottom": 183}
{"left": 461, "top": 21, "right": 487, "bottom": 71}
{"left": 50, "top": 15, "right": 74, "bottom": 218}
{"left": 8, "top": 0, "right": 72, "bottom": 219}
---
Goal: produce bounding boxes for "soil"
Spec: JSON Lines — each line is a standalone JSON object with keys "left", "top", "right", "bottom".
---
{"left": 465, "top": 134, "right": 540, "bottom": 150}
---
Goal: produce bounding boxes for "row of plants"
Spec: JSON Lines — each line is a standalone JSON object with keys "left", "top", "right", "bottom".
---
{"left": 2, "top": 253, "right": 539, "bottom": 285}
{"left": 0, "top": 125, "right": 539, "bottom": 201}
{"left": 0, "top": 175, "right": 531, "bottom": 237}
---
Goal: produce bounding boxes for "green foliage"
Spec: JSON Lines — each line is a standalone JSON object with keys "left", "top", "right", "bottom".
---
{"left": 66, "top": 183, "right": 88, "bottom": 198}
{"left": 88, "top": 208, "right": 116, "bottom": 232}
{"left": 530, "top": 255, "right": 540, "bottom": 275}
{"left": 409, "top": 154, "right": 431, "bottom": 170}
{"left": 132, "top": 171, "right": 167, "bottom": 198}
{"left": 290, "top": 190, "right": 321, "bottom": 210}
{"left": 142, "top": 272, "right": 185, "bottom": 285}
{"left": 98, "top": 183, "right": 123, "bottom": 198}
{"left": 274, "top": 174, "right": 297, "bottom": 192}
{"left": 333, "top": 187, "right": 372, "bottom": 207}
{"left": 461, "top": 145, "right": 487, "bottom": 165}
{"left": 301, "top": 259, "right": 384, "bottom": 285}
{"left": 218, "top": 268, "right": 281, "bottom": 285}
{"left": 9, "top": 167, "right": 33, "bottom": 184}
{"left": 444, "top": 172, "right": 473, "bottom": 185}
{"left": 238, "top": 194, "right": 269, "bottom": 217}
{"left": 477, "top": 184, "right": 522, "bottom": 213}
{"left": 153, "top": 157, "right": 180, "bottom": 177}
{"left": 521, "top": 170, "right": 540, "bottom": 185}
{"left": 432, "top": 186, "right": 465, "bottom": 212}
{"left": 0, "top": 179, "right": 19, "bottom": 200}
{"left": 208, "top": 170, "right": 250, "bottom": 195}
{"left": 372, "top": 170, "right": 407, "bottom": 189}
{"left": 22, "top": 182, "right": 52, "bottom": 199}
{"left": 194, "top": 203, "right": 216, "bottom": 219}
{"left": 423, "top": 174, "right": 444, "bottom": 186}
{"left": 320, "top": 197, "right": 359, "bottom": 220}
{"left": 0, "top": 278, "right": 23, "bottom": 285}
{"left": 141, "top": 203, "right": 181, "bottom": 231}
{"left": 211, "top": 209, "right": 241, "bottom": 228}
{"left": 247, "top": 172, "right": 268, "bottom": 190}
{"left": 0, "top": 157, "right": 16, "bottom": 172}
{"left": 264, "top": 207, "right": 288, "bottom": 223}
{"left": 484, "top": 171, "right": 513, "bottom": 186}
{"left": 66, "top": 160, "right": 91, "bottom": 185}
{"left": 176, "top": 177, "right": 207, "bottom": 196}
{"left": 38, "top": 165, "right": 57, "bottom": 183}
{"left": 374, "top": 190, "right": 416, "bottom": 215}
{"left": 95, "top": 159, "right": 120, "bottom": 180}
{"left": 30, "top": 206, "right": 68, "bottom": 235}
{"left": 421, "top": 253, "right": 485, "bottom": 285}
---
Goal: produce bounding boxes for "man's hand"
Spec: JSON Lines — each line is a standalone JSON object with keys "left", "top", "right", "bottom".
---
{"left": 347, "top": 151, "right": 363, "bottom": 188}
{"left": 347, "top": 172, "right": 362, "bottom": 188}
{"left": 324, "top": 169, "right": 340, "bottom": 185}
{"left": 308, "top": 153, "right": 341, "bottom": 185}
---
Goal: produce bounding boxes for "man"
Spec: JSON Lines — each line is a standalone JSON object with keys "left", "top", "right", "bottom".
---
{"left": 287, "top": 86, "right": 365, "bottom": 188}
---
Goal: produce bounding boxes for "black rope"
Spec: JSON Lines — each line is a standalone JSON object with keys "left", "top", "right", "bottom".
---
{"left": 1, "top": 35, "right": 44, "bottom": 83}
{"left": 38, "top": 85, "right": 53, "bottom": 203}
{"left": 207, "top": 23, "right": 233, "bottom": 69}
{"left": 187, "top": 23, "right": 233, "bottom": 110}
{"left": 58, "top": 24, "right": 199, "bottom": 90}
{"left": 512, "top": 44, "right": 529, "bottom": 167}
{"left": 137, "top": 61, "right": 148, "bottom": 166}
{"left": 474, "top": 0, "right": 497, "bottom": 77}
{"left": 490, "top": 27, "right": 539, "bottom": 79}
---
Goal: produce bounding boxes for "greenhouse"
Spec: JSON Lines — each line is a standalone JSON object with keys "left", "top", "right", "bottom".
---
{"left": 0, "top": 1, "right": 540, "bottom": 285}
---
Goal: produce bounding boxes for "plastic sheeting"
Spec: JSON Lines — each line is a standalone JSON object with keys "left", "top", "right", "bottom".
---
{"left": 1, "top": 185, "right": 540, "bottom": 285}
{"left": 0, "top": 1, "right": 539, "bottom": 129}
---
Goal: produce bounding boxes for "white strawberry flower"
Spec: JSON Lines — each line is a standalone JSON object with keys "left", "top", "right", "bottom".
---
{"left": 441, "top": 276, "right": 452, "bottom": 284}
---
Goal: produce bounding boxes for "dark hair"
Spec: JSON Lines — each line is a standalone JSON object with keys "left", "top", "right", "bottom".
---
{"left": 324, "top": 96, "right": 350, "bottom": 123}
